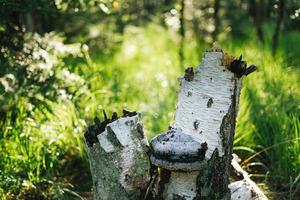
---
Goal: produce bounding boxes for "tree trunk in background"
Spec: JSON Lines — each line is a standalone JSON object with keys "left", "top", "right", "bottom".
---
{"left": 179, "top": 0, "right": 185, "bottom": 69}
{"left": 249, "top": 0, "right": 265, "bottom": 44}
{"left": 212, "top": 0, "right": 220, "bottom": 41}
{"left": 25, "top": 14, "right": 35, "bottom": 32}
{"left": 23, "top": 13, "right": 47, "bottom": 33}
{"left": 191, "top": 15, "right": 202, "bottom": 60}
{"left": 116, "top": 8, "right": 125, "bottom": 33}
{"left": 272, "top": 0, "right": 285, "bottom": 55}
{"left": 266, "top": 0, "right": 274, "bottom": 18}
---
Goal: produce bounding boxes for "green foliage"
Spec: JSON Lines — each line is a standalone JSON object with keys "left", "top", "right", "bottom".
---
{"left": 1, "top": 22, "right": 299, "bottom": 198}
{"left": 76, "top": 24, "right": 201, "bottom": 137}
{"left": 0, "top": 33, "right": 89, "bottom": 198}
{"left": 0, "top": 0, "right": 300, "bottom": 199}
{"left": 81, "top": 25, "right": 299, "bottom": 198}
{"left": 75, "top": 23, "right": 300, "bottom": 197}
{"left": 230, "top": 40, "right": 300, "bottom": 198}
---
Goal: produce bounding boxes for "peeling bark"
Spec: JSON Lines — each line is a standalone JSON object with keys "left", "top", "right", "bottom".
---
{"left": 85, "top": 113, "right": 151, "bottom": 200}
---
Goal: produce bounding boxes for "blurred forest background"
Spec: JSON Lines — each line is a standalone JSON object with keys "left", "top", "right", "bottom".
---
{"left": 0, "top": 0, "right": 299, "bottom": 199}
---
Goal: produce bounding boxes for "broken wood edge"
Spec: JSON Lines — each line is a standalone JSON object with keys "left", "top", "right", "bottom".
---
{"left": 84, "top": 109, "right": 138, "bottom": 147}
{"left": 85, "top": 112, "right": 151, "bottom": 200}
{"left": 151, "top": 49, "right": 258, "bottom": 199}
{"left": 153, "top": 51, "right": 240, "bottom": 199}
{"left": 229, "top": 154, "right": 269, "bottom": 200}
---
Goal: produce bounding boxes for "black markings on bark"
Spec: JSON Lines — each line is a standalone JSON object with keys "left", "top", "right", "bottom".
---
{"left": 84, "top": 118, "right": 100, "bottom": 147}
{"left": 221, "top": 79, "right": 237, "bottom": 156}
{"left": 123, "top": 109, "right": 137, "bottom": 117}
{"left": 207, "top": 98, "right": 213, "bottom": 108}
{"left": 85, "top": 109, "right": 138, "bottom": 147}
{"left": 111, "top": 112, "right": 118, "bottom": 121}
{"left": 125, "top": 174, "right": 131, "bottom": 182}
{"left": 158, "top": 169, "right": 171, "bottom": 199}
{"left": 137, "top": 123, "right": 144, "bottom": 137}
{"left": 219, "top": 103, "right": 235, "bottom": 154}
{"left": 251, "top": 189, "right": 258, "bottom": 198}
{"left": 197, "top": 142, "right": 208, "bottom": 160}
{"left": 193, "top": 120, "right": 200, "bottom": 130}
{"left": 106, "top": 126, "right": 123, "bottom": 148}
{"left": 184, "top": 67, "right": 194, "bottom": 81}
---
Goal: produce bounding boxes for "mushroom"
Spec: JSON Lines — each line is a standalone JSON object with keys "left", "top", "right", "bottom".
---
{"left": 150, "top": 127, "right": 208, "bottom": 171}
{"left": 150, "top": 128, "right": 208, "bottom": 199}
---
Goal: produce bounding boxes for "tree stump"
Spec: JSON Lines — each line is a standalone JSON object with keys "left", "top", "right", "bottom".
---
{"left": 150, "top": 51, "right": 243, "bottom": 199}
{"left": 85, "top": 47, "right": 267, "bottom": 200}
{"left": 85, "top": 112, "right": 151, "bottom": 200}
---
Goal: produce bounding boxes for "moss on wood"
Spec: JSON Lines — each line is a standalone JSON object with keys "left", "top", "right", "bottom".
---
{"left": 195, "top": 149, "right": 230, "bottom": 200}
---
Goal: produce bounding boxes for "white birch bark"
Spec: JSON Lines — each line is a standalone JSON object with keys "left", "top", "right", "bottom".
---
{"left": 85, "top": 114, "right": 151, "bottom": 200}
{"left": 155, "top": 51, "right": 242, "bottom": 200}
{"left": 173, "top": 52, "right": 242, "bottom": 158}
{"left": 85, "top": 50, "right": 267, "bottom": 200}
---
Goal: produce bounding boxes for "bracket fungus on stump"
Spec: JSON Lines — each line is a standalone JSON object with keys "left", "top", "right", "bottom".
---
{"left": 84, "top": 45, "right": 267, "bottom": 200}
{"left": 149, "top": 48, "right": 257, "bottom": 200}
{"left": 150, "top": 127, "right": 208, "bottom": 171}
{"left": 150, "top": 128, "right": 209, "bottom": 199}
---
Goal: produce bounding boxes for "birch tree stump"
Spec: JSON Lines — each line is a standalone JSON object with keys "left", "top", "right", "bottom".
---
{"left": 150, "top": 50, "right": 244, "bottom": 200}
{"left": 84, "top": 112, "right": 151, "bottom": 200}
{"left": 84, "top": 47, "right": 267, "bottom": 200}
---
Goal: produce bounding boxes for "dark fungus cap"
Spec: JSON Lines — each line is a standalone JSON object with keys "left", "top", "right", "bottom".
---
{"left": 150, "top": 128, "right": 208, "bottom": 171}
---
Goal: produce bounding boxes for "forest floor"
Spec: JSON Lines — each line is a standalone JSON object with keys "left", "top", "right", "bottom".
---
{"left": 1, "top": 23, "right": 299, "bottom": 199}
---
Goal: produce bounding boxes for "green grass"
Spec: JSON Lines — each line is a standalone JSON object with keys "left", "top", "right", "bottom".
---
{"left": 76, "top": 24, "right": 202, "bottom": 137}
{"left": 78, "top": 24, "right": 299, "bottom": 198}
{"left": 229, "top": 42, "right": 300, "bottom": 199}
{"left": 0, "top": 23, "right": 299, "bottom": 199}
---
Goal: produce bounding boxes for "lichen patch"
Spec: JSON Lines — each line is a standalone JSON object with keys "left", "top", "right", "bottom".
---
{"left": 222, "top": 52, "right": 235, "bottom": 68}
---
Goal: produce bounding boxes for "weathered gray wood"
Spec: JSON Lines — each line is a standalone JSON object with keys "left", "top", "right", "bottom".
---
{"left": 85, "top": 113, "right": 151, "bottom": 200}
{"left": 229, "top": 154, "right": 268, "bottom": 200}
